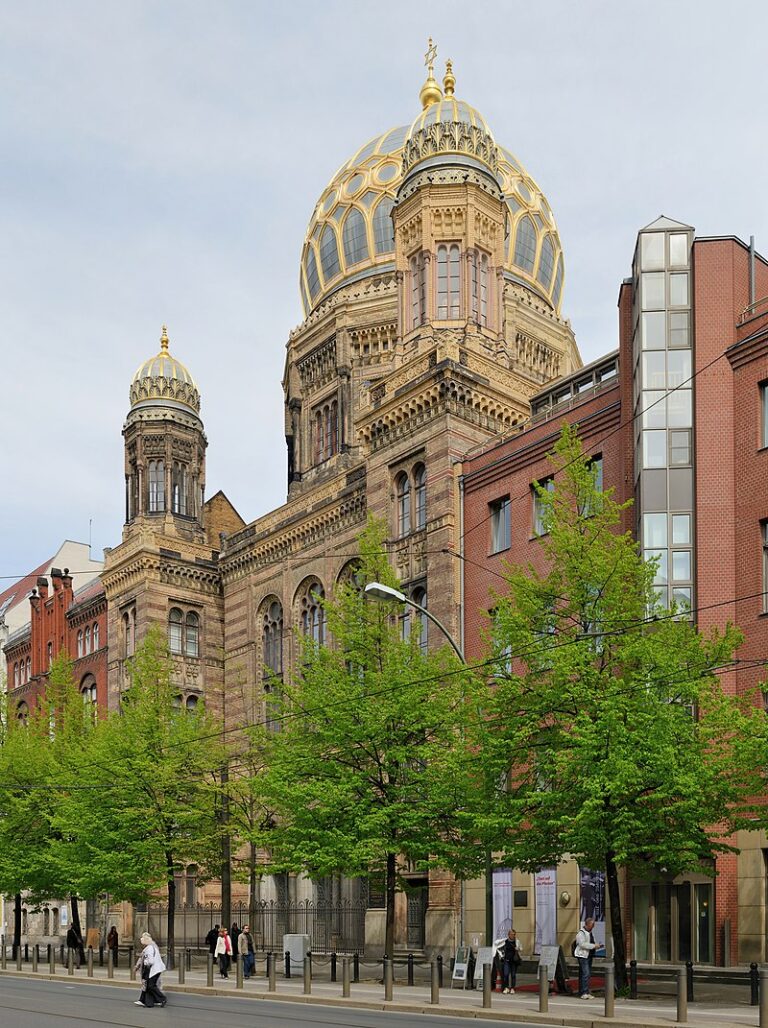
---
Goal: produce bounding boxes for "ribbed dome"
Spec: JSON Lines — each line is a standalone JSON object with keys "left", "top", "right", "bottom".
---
{"left": 129, "top": 327, "right": 200, "bottom": 415}
{"left": 299, "top": 89, "right": 565, "bottom": 318}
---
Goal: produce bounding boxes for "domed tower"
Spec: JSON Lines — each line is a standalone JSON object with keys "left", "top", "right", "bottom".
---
{"left": 123, "top": 326, "right": 207, "bottom": 540}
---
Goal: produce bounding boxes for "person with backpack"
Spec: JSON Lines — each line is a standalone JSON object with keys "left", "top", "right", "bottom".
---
{"left": 499, "top": 929, "right": 523, "bottom": 994}
{"left": 574, "top": 917, "right": 598, "bottom": 999}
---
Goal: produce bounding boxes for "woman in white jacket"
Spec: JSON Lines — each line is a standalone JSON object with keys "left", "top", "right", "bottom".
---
{"left": 134, "top": 932, "right": 167, "bottom": 1008}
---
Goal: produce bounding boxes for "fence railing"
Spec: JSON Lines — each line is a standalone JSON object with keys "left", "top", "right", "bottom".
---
{"left": 146, "top": 899, "right": 367, "bottom": 954}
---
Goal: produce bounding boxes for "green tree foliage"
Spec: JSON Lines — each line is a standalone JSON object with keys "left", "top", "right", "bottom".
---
{"left": 248, "top": 520, "right": 482, "bottom": 958}
{"left": 482, "top": 425, "right": 758, "bottom": 985}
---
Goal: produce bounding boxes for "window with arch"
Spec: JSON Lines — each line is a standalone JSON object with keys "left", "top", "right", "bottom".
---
{"left": 168, "top": 608, "right": 183, "bottom": 654}
{"left": 396, "top": 472, "right": 411, "bottom": 537}
{"left": 122, "top": 609, "right": 135, "bottom": 658}
{"left": 414, "top": 464, "right": 427, "bottom": 531}
{"left": 537, "top": 235, "right": 555, "bottom": 290}
{"left": 410, "top": 253, "right": 426, "bottom": 328}
{"left": 25, "top": 656, "right": 30, "bottom": 681}
{"left": 77, "top": 630, "right": 83, "bottom": 658}
{"left": 185, "top": 694, "right": 199, "bottom": 712}
{"left": 84, "top": 626, "right": 91, "bottom": 655}
{"left": 412, "top": 586, "right": 428, "bottom": 654}
{"left": 93, "top": 622, "right": 99, "bottom": 650}
{"left": 262, "top": 599, "right": 283, "bottom": 680}
{"left": 43, "top": 907, "right": 50, "bottom": 935}
{"left": 471, "top": 250, "right": 490, "bottom": 326}
{"left": 47, "top": 642, "right": 52, "bottom": 668}
{"left": 313, "top": 398, "right": 339, "bottom": 464}
{"left": 148, "top": 460, "right": 165, "bottom": 512}
{"left": 81, "top": 674, "right": 97, "bottom": 706}
{"left": 514, "top": 216, "right": 537, "bottom": 275}
{"left": 305, "top": 246, "right": 321, "bottom": 299}
{"left": 168, "top": 608, "right": 199, "bottom": 657}
{"left": 319, "top": 225, "right": 341, "bottom": 282}
{"left": 172, "top": 462, "right": 188, "bottom": 515}
{"left": 16, "top": 701, "right": 29, "bottom": 724}
{"left": 300, "top": 582, "right": 327, "bottom": 646}
{"left": 185, "top": 612, "right": 200, "bottom": 657}
{"left": 436, "top": 244, "right": 461, "bottom": 319}
{"left": 343, "top": 208, "right": 369, "bottom": 266}
{"left": 373, "top": 197, "right": 395, "bottom": 253}
{"left": 13, "top": 662, "right": 19, "bottom": 688}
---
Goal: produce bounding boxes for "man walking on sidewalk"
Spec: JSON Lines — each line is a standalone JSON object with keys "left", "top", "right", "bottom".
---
{"left": 238, "top": 925, "right": 255, "bottom": 978}
{"left": 575, "top": 917, "right": 598, "bottom": 999}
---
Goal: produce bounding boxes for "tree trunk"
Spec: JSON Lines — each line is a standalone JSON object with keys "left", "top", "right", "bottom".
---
{"left": 248, "top": 841, "right": 259, "bottom": 932}
{"left": 166, "top": 854, "right": 175, "bottom": 970}
{"left": 385, "top": 851, "right": 396, "bottom": 960}
{"left": 13, "top": 893, "right": 21, "bottom": 956}
{"left": 605, "top": 851, "right": 627, "bottom": 990}
{"left": 220, "top": 763, "right": 231, "bottom": 930}
{"left": 70, "top": 895, "right": 82, "bottom": 937}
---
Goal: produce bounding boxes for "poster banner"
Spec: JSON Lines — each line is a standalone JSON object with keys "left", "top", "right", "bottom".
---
{"left": 492, "top": 869, "right": 513, "bottom": 939}
{"left": 579, "top": 867, "right": 606, "bottom": 948}
{"left": 534, "top": 867, "right": 557, "bottom": 953}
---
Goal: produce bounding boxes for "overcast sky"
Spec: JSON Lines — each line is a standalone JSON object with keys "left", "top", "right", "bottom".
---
{"left": 2, "top": 0, "right": 767, "bottom": 582}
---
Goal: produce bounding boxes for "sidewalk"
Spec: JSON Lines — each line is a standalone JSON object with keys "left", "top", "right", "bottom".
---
{"left": 0, "top": 962, "right": 763, "bottom": 1027}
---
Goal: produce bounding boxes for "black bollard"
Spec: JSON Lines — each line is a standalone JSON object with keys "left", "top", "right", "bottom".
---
{"left": 630, "top": 958, "right": 638, "bottom": 1000}
{"left": 437, "top": 953, "right": 443, "bottom": 988}
{"left": 186, "top": 947, "right": 192, "bottom": 971}
{"left": 285, "top": 950, "right": 291, "bottom": 978}
{"left": 353, "top": 952, "right": 360, "bottom": 982}
{"left": 331, "top": 952, "right": 337, "bottom": 982}
{"left": 686, "top": 960, "right": 694, "bottom": 1002}
{"left": 266, "top": 951, "right": 271, "bottom": 979}
{"left": 60, "top": 943, "right": 65, "bottom": 963}
{"left": 752, "top": 963, "right": 760, "bottom": 1006}
{"left": 47, "top": 943, "right": 51, "bottom": 963}
{"left": 99, "top": 944, "right": 104, "bottom": 967}
{"left": 407, "top": 951, "right": 414, "bottom": 986}
{"left": 24, "top": 943, "right": 28, "bottom": 961}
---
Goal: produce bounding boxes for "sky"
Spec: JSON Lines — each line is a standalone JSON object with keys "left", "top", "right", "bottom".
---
{"left": 2, "top": 0, "right": 768, "bottom": 582}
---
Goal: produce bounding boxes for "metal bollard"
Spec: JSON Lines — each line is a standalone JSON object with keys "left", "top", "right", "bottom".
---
{"left": 87, "top": 947, "right": 93, "bottom": 977}
{"left": 630, "top": 958, "right": 638, "bottom": 1000}
{"left": 178, "top": 954, "right": 185, "bottom": 985}
{"left": 342, "top": 956, "right": 350, "bottom": 997}
{"left": 407, "top": 951, "right": 414, "bottom": 986}
{"left": 265, "top": 951, "right": 271, "bottom": 979}
{"left": 127, "top": 945, "right": 134, "bottom": 976}
{"left": 538, "top": 965, "right": 549, "bottom": 1013}
{"left": 60, "top": 943, "right": 65, "bottom": 964}
{"left": 353, "top": 952, "right": 359, "bottom": 982}
{"left": 32, "top": 946, "right": 38, "bottom": 973}
{"left": 752, "top": 963, "right": 760, "bottom": 1006}
{"left": 482, "top": 963, "right": 492, "bottom": 1008}
{"left": 99, "top": 944, "right": 104, "bottom": 967}
{"left": 761, "top": 968, "right": 768, "bottom": 1028}
{"left": 384, "top": 956, "right": 392, "bottom": 1001}
{"left": 0, "top": 944, "right": 5, "bottom": 970}
{"left": 303, "top": 955, "right": 311, "bottom": 995}
{"left": 236, "top": 953, "right": 243, "bottom": 989}
{"left": 49, "top": 948, "right": 55, "bottom": 975}
{"left": 331, "top": 951, "right": 337, "bottom": 982}
{"left": 24, "top": 943, "right": 29, "bottom": 961}
{"left": 35, "top": 944, "right": 40, "bottom": 965}
{"left": 186, "top": 947, "right": 191, "bottom": 972}
{"left": 605, "top": 964, "right": 615, "bottom": 1018}
{"left": 686, "top": 960, "right": 694, "bottom": 1002}
{"left": 16, "top": 947, "right": 22, "bottom": 971}
{"left": 67, "top": 948, "right": 74, "bottom": 976}
{"left": 206, "top": 953, "right": 214, "bottom": 987}
{"left": 107, "top": 950, "right": 114, "bottom": 979}
{"left": 268, "top": 952, "right": 276, "bottom": 992}
{"left": 437, "top": 953, "right": 443, "bottom": 988}
{"left": 677, "top": 965, "right": 688, "bottom": 1023}
{"left": 285, "top": 950, "right": 291, "bottom": 978}
{"left": 431, "top": 959, "right": 439, "bottom": 1004}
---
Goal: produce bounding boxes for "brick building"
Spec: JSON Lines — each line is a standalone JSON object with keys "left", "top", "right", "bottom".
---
{"left": 460, "top": 219, "right": 768, "bottom": 965}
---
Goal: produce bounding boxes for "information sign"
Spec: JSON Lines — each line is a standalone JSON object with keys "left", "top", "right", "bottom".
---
{"left": 451, "top": 945, "right": 470, "bottom": 988}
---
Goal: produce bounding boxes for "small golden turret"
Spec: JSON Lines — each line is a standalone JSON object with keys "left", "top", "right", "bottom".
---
{"left": 443, "top": 59, "right": 455, "bottom": 98}
{"left": 419, "top": 37, "right": 443, "bottom": 109}
{"left": 160, "top": 324, "right": 169, "bottom": 352}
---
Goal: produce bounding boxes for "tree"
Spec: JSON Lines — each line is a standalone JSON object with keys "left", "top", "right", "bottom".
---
{"left": 248, "top": 521, "right": 483, "bottom": 958}
{"left": 52, "top": 627, "right": 225, "bottom": 961}
{"left": 482, "top": 425, "right": 758, "bottom": 987}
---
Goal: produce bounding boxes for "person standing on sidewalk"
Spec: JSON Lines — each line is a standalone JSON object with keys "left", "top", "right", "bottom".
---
{"left": 575, "top": 917, "right": 598, "bottom": 999}
{"left": 238, "top": 925, "right": 255, "bottom": 979}
{"left": 215, "top": 926, "right": 233, "bottom": 978}
{"left": 205, "top": 923, "right": 220, "bottom": 956}
{"left": 500, "top": 929, "right": 523, "bottom": 994}
{"left": 106, "top": 925, "right": 119, "bottom": 968}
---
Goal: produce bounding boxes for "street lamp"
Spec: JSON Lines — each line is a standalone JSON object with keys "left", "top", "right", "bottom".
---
{"left": 363, "top": 580, "right": 494, "bottom": 946}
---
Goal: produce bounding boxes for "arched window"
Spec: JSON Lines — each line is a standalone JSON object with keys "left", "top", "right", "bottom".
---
{"left": 471, "top": 251, "right": 489, "bottom": 326}
{"left": 305, "top": 246, "right": 321, "bottom": 300}
{"left": 262, "top": 599, "right": 283, "bottom": 680}
{"left": 396, "top": 472, "right": 411, "bottom": 537}
{"left": 373, "top": 197, "right": 395, "bottom": 254}
{"left": 414, "top": 464, "right": 427, "bottom": 530}
{"left": 172, "top": 462, "right": 188, "bottom": 515}
{"left": 300, "top": 583, "right": 326, "bottom": 646}
{"left": 93, "top": 622, "right": 99, "bottom": 650}
{"left": 185, "top": 864, "right": 198, "bottom": 906}
{"left": 123, "top": 610, "right": 134, "bottom": 658}
{"left": 436, "top": 244, "right": 461, "bottom": 319}
{"left": 43, "top": 907, "right": 50, "bottom": 935}
{"left": 77, "top": 630, "right": 83, "bottom": 658}
{"left": 410, "top": 253, "right": 426, "bottom": 328}
{"left": 148, "top": 460, "right": 165, "bottom": 512}
{"left": 84, "top": 626, "right": 91, "bottom": 655}
{"left": 331, "top": 399, "right": 339, "bottom": 454}
{"left": 537, "top": 235, "right": 555, "bottom": 290}
{"left": 319, "top": 225, "right": 341, "bottom": 282}
{"left": 13, "top": 663, "right": 19, "bottom": 688}
{"left": 16, "top": 701, "right": 29, "bottom": 724}
{"left": 314, "top": 410, "right": 323, "bottom": 464}
{"left": 25, "top": 657, "right": 30, "bottom": 681}
{"left": 168, "top": 608, "right": 183, "bottom": 654}
{"left": 412, "top": 587, "right": 428, "bottom": 654}
{"left": 185, "top": 695, "right": 199, "bottom": 712}
{"left": 513, "top": 216, "right": 537, "bottom": 275}
{"left": 47, "top": 642, "right": 52, "bottom": 668}
{"left": 185, "top": 611, "right": 199, "bottom": 657}
{"left": 343, "top": 208, "right": 369, "bottom": 266}
{"left": 81, "top": 675, "right": 97, "bottom": 706}
{"left": 552, "top": 255, "right": 564, "bottom": 309}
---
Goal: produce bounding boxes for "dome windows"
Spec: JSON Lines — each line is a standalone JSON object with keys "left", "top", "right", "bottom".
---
{"left": 377, "top": 163, "right": 398, "bottom": 183}
{"left": 552, "top": 255, "right": 564, "bottom": 309}
{"left": 514, "top": 216, "right": 537, "bottom": 275}
{"left": 437, "top": 244, "right": 461, "bottom": 319}
{"left": 343, "top": 209, "right": 369, "bottom": 267}
{"left": 305, "top": 247, "right": 321, "bottom": 300}
{"left": 319, "top": 225, "right": 341, "bottom": 282}
{"left": 537, "top": 235, "right": 556, "bottom": 290}
{"left": 345, "top": 174, "right": 365, "bottom": 196}
{"left": 373, "top": 198, "right": 395, "bottom": 254}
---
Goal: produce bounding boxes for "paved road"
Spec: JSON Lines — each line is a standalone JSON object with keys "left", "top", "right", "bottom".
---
{"left": 0, "top": 977, "right": 529, "bottom": 1028}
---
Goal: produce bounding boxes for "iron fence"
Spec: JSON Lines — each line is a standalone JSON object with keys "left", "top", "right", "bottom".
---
{"left": 146, "top": 899, "right": 366, "bottom": 953}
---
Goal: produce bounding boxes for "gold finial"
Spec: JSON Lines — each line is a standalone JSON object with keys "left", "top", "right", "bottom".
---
{"left": 160, "top": 325, "right": 169, "bottom": 351}
{"left": 443, "top": 58, "right": 455, "bottom": 97}
{"left": 419, "top": 37, "right": 443, "bottom": 109}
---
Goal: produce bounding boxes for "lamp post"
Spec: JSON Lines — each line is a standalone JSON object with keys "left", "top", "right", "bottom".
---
{"left": 363, "top": 581, "right": 495, "bottom": 947}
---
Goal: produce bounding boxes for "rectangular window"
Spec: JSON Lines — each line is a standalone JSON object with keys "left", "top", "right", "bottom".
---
{"left": 641, "top": 272, "right": 665, "bottom": 310}
{"left": 490, "top": 497, "right": 511, "bottom": 553}
{"left": 640, "top": 233, "right": 665, "bottom": 270}
{"left": 642, "top": 311, "right": 666, "bottom": 349}
{"left": 669, "top": 233, "right": 689, "bottom": 267}
{"left": 669, "top": 273, "right": 688, "bottom": 306}
{"left": 642, "top": 430, "right": 667, "bottom": 468}
{"left": 672, "top": 514, "right": 691, "bottom": 545}
{"left": 761, "top": 384, "right": 768, "bottom": 449}
{"left": 642, "top": 351, "right": 666, "bottom": 389}
{"left": 643, "top": 512, "right": 667, "bottom": 548}
{"left": 532, "top": 478, "right": 554, "bottom": 536}
{"left": 669, "top": 429, "right": 691, "bottom": 466}
{"left": 672, "top": 550, "right": 691, "bottom": 581}
{"left": 669, "top": 312, "right": 690, "bottom": 348}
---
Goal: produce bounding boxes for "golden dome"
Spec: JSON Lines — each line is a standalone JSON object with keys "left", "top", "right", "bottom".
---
{"left": 129, "top": 326, "right": 201, "bottom": 415}
{"left": 299, "top": 71, "right": 565, "bottom": 318}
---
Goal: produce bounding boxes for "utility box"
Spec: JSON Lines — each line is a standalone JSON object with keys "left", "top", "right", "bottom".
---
{"left": 283, "top": 933, "right": 310, "bottom": 972}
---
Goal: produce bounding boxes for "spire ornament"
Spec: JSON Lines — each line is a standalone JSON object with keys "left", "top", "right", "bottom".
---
{"left": 443, "top": 58, "right": 455, "bottom": 97}
{"left": 419, "top": 37, "right": 442, "bottom": 110}
{"left": 160, "top": 324, "right": 169, "bottom": 352}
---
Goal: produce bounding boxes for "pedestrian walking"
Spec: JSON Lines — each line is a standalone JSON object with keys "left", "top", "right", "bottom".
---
{"left": 205, "top": 923, "right": 220, "bottom": 955}
{"left": 133, "top": 931, "right": 167, "bottom": 1008}
{"left": 106, "top": 925, "right": 119, "bottom": 968}
{"left": 500, "top": 929, "right": 523, "bottom": 994}
{"left": 238, "top": 924, "right": 255, "bottom": 978}
{"left": 214, "top": 927, "right": 233, "bottom": 978}
{"left": 66, "top": 925, "right": 84, "bottom": 968}
{"left": 575, "top": 917, "right": 598, "bottom": 999}
{"left": 230, "top": 922, "right": 241, "bottom": 955}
